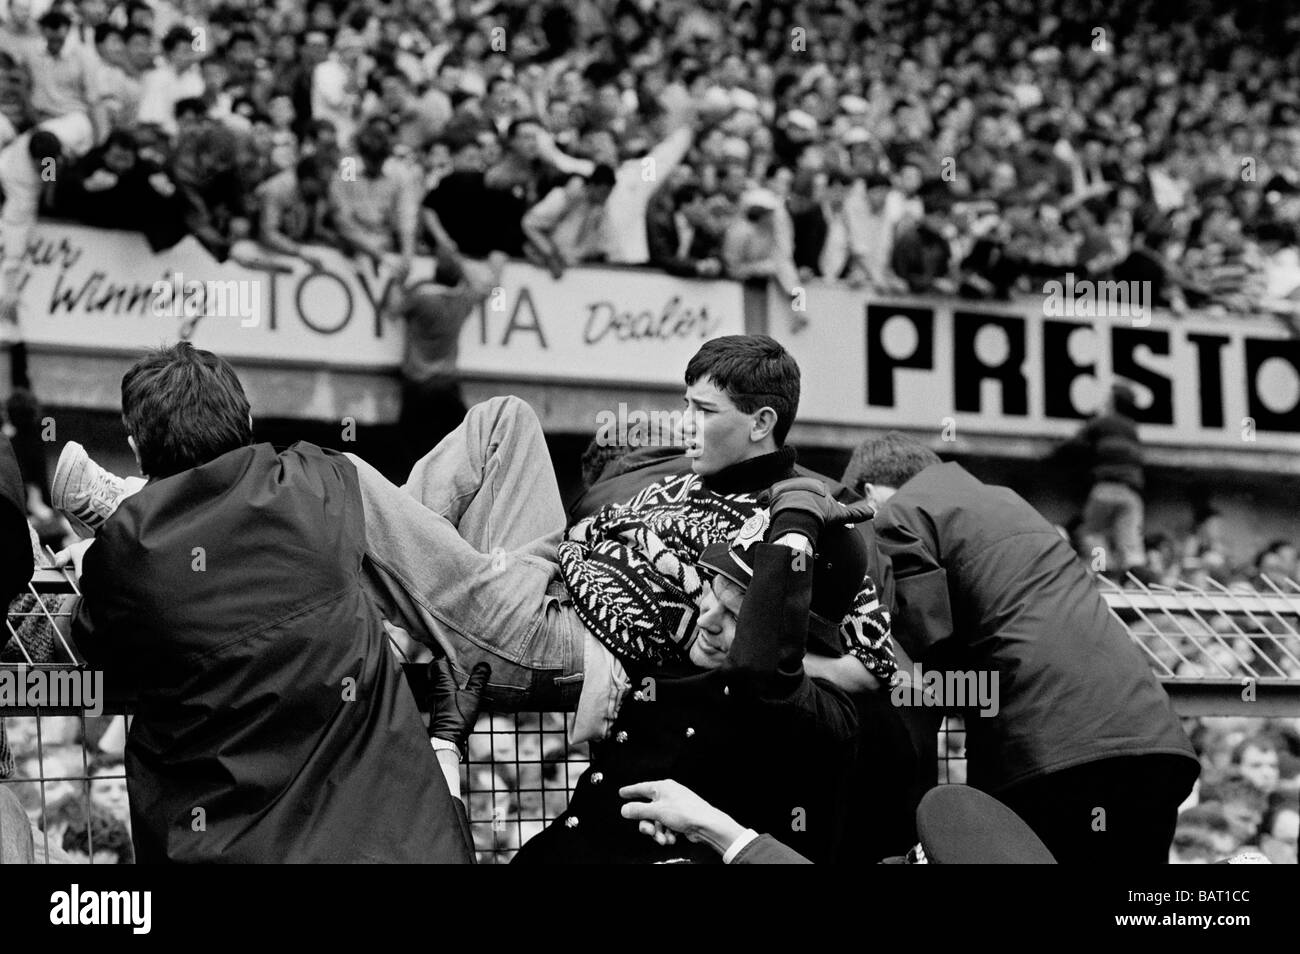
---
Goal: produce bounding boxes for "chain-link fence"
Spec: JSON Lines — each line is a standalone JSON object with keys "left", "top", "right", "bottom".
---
{"left": 4, "top": 568, "right": 1299, "bottom": 863}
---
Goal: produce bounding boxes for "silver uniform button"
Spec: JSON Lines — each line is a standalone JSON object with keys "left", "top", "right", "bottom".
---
{"left": 684, "top": 727, "right": 696, "bottom": 738}
{"left": 616, "top": 731, "right": 629, "bottom": 743}
{"left": 590, "top": 772, "right": 604, "bottom": 784}
{"left": 565, "top": 816, "right": 579, "bottom": 828}
{"left": 723, "top": 685, "right": 730, "bottom": 696}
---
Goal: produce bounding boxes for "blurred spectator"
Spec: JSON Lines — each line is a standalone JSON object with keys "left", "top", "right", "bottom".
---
{"left": 254, "top": 153, "right": 336, "bottom": 269}
{"left": 59, "top": 127, "right": 185, "bottom": 245}
{"left": 721, "top": 187, "right": 797, "bottom": 291}
{"left": 62, "top": 806, "right": 134, "bottom": 864}
{"left": 171, "top": 107, "right": 251, "bottom": 261}
{"left": 522, "top": 163, "right": 615, "bottom": 277}
{"left": 1233, "top": 734, "right": 1282, "bottom": 796}
{"left": 891, "top": 186, "right": 956, "bottom": 295}
{"left": 21, "top": 10, "right": 102, "bottom": 140}
{"left": 1, "top": 126, "right": 86, "bottom": 321}
{"left": 311, "top": 30, "right": 366, "bottom": 150}
{"left": 0, "top": 0, "right": 43, "bottom": 62}
{"left": 420, "top": 132, "right": 496, "bottom": 262}
{"left": 328, "top": 120, "right": 416, "bottom": 277}
{"left": 1172, "top": 803, "right": 1238, "bottom": 861}
{"left": 845, "top": 172, "right": 909, "bottom": 293}
{"left": 1200, "top": 774, "right": 1268, "bottom": 848}
{"left": 646, "top": 179, "right": 723, "bottom": 278}
{"left": 88, "top": 754, "right": 129, "bottom": 825}
{"left": 365, "top": 66, "right": 444, "bottom": 154}
{"left": 1259, "top": 793, "right": 1299, "bottom": 865}
{"left": 91, "top": 23, "right": 141, "bottom": 130}
{"left": 483, "top": 116, "right": 565, "bottom": 258}
{"left": 1255, "top": 540, "right": 1300, "bottom": 591}
{"left": 136, "top": 24, "right": 205, "bottom": 135}
{"left": 396, "top": 252, "right": 504, "bottom": 475}
{"left": 1058, "top": 381, "right": 1148, "bottom": 580}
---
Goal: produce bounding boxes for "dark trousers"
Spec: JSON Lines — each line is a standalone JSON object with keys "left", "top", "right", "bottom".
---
{"left": 997, "top": 754, "right": 1198, "bottom": 864}
{"left": 396, "top": 379, "right": 467, "bottom": 478}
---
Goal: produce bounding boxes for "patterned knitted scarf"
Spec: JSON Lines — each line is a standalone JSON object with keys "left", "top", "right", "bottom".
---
{"left": 558, "top": 450, "right": 897, "bottom": 677}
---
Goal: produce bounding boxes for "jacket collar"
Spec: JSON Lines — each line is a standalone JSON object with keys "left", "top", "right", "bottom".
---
{"left": 700, "top": 446, "right": 798, "bottom": 495}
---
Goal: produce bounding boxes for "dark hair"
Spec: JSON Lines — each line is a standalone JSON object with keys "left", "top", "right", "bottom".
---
{"left": 173, "top": 97, "right": 207, "bottom": 121}
{"left": 27, "top": 130, "right": 62, "bottom": 163}
{"left": 586, "top": 163, "right": 616, "bottom": 187}
{"left": 38, "top": 11, "right": 72, "bottom": 30}
{"left": 295, "top": 155, "right": 325, "bottom": 183}
{"left": 102, "top": 129, "right": 138, "bottom": 153}
{"left": 672, "top": 181, "right": 702, "bottom": 206}
{"left": 62, "top": 808, "right": 134, "bottom": 864}
{"left": 161, "top": 24, "right": 194, "bottom": 53}
{"left": 684, "top": 335, "right": 801, "bottom": 446}
{"left": 123, "top": 24, "right": 152, "bottom": 45}
{"left": 843, "top": 431, "right": 942, "bottom": 494}
{"left": 94, "top": 23, "right": 123, "bottom": 46}
{"left": 121, "top": 343, "right": 253, "bottom": 479}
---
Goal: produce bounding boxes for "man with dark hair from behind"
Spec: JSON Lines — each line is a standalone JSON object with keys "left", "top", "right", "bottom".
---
{"left": 61, "top": 342, "right": 476, "bottom": 863}
{"left": 844, "top": 430, "right": 1199, "bottom": 863}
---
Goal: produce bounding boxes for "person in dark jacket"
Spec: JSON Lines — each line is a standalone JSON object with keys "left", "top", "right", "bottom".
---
{"left": 513, "top": 480, "right": 874, "bottom": 864}
{"left": 845, "top": 432, "right": 1199, "bottom": 864}
{"left": 66, "top": 343, "right": 474, "bottom": 863}
{"left": 645, "top": 181, "right": 724, "bottom": 279}
{"left": 1058, "top": 381, "right": 1148, "bottom": 579}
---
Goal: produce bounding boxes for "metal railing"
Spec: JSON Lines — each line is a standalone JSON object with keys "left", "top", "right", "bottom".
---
{"left": 4, "top": 568, "right": 1299, "bottom": 863}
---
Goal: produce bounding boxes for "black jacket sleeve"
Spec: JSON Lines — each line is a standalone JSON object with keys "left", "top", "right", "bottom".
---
{"left": 732, "top": 833, "right": 813, "bottom": 865}
{"left": 722, "top": 542, "right": 857, "bottom": 742}
{"left": 873, "top": 506, "right": 956, "bottom": 662}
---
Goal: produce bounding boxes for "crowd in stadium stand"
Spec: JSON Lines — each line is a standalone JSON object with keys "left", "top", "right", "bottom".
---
{"left": 0, "top": 0, "right": 1298, "bottom": 320}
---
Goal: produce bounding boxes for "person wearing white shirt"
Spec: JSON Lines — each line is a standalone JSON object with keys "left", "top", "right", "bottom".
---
{"left": 0, "top": 123, "right": 91, "bottom": 322}
{"left": 844, "top": 172, "right": 909, "bottom": 293}
{"left": 312, "top": 34, "right": 367, "bottom": 151}
{"left": 135, "top": 24, "right": 204, "bottom": 135}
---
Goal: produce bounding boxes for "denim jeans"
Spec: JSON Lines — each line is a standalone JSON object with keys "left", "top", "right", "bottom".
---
{"left": 347, "top": 396, "right": 585, "bottom": 711}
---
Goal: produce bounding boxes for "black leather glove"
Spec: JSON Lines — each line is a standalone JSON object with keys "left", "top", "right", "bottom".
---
{"left": 427, "top": 658, "right": 491, "bottom": 760}
{"left": 760, "top": 477, "right": 876, "bottom": 542}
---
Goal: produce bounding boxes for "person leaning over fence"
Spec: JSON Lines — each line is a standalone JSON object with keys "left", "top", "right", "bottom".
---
{"left": 55, "top": 343, "right": 474, "bottom": 863}
{"left": 844, "top": 432, "right": 1200, "bottom": 865}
